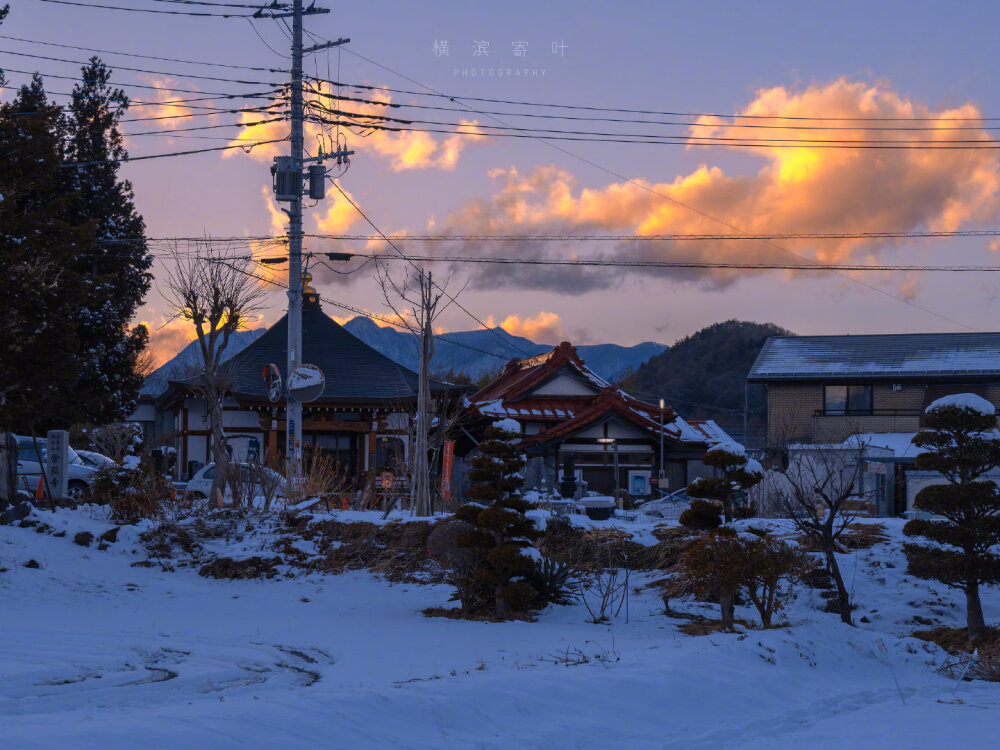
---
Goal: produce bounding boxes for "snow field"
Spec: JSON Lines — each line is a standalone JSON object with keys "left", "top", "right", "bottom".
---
{"left": 0, "top": 507, "right": 998, "bottom": 748}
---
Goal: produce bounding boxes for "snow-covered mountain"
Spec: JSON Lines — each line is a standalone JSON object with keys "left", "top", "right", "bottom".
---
{"left": 343, "top": 317, "right": 666, "bottom": 381}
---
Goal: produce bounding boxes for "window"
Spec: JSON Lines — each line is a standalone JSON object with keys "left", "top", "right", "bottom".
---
{"left": 824, "top": 385, "right": 872, "bottom": 415}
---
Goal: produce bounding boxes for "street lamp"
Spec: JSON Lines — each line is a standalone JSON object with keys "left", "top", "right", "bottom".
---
{"left": 658, "top": 398, "right": 665, "bottom": 488}
{"left": 597, "top": 437, "right": 619, "bottom": 500}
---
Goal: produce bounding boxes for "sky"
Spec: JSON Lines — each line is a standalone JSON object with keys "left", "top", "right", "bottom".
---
{"left": 4, "top": 0, "right": 1000, "bottom": 365}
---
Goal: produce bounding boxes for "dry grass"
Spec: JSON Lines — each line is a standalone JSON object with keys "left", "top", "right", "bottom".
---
{"left": 840, "top": 522, "right": 890, "bottom": 549}
{"left": 914, "top": 626, "right": 1000, "bottom": 682}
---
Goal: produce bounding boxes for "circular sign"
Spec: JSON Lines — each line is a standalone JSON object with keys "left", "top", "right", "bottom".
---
{"left": 262, "top": 363, "right": 282, "bottom": 403}
{"left": 287, "top": 363, "right": 326, "bottom": 402}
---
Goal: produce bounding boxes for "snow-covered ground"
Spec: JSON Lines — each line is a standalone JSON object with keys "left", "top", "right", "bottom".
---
{"left": 1, "top": 507, "right": 998, "bottom": 748}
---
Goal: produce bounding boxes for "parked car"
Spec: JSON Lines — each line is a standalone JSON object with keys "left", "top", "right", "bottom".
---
{"left": 13, "top": 436, "right": 98, "bottom": 501}
{"left": 185, "top": 462, "right": 287, "bottom": 503}
{"left": 75, "top": 450, "right": 116, "bottom": 470}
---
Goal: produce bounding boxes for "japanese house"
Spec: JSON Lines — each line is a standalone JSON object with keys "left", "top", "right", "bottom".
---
{"left": 464, "top": 342, "right": 732, "bottom": 498}
{"left": 148, "top": 295, "right": 459, "bottom": 482}
{"left": 747, "top": 332, "right": 1000, "bottom": 515}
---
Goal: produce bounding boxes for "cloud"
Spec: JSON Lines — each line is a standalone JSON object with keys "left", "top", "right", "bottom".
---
{"left": 144, "top": 316, "right": 196, "bottom": 368}
{"left": 429, "top": 78, "right": 1000, "bottom": 292}
{"left": 136, "top": 76, "right": 199, "bottom": 125}
{"left": 225, "top": 86, "right": 487, "bottom": 171}
{"left": 487, "top": 311, "right": 563, "bottom": 342}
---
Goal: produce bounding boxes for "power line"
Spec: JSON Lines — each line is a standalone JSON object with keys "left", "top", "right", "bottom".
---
{"left": 341, "top": 46, "right": 978, "bottom": 331}
{"left": 149, "top": 0, "right": 290, "bottom": 8}
{"left": 360, "top": 255, "right": 1000, "bottom": 273}
{"left": 37, "top": 0, "right": 262, "bottom": 17}
{"left": 59, "top": 137, "right": 285, "bottom": 167}
{"left": 304, "top": 82, "right": 1000, "bottom": 133}
{"left": 306, "top": 230, "right": 1000, "bottom": 242}
{"left": 0, "top": 47, "right": 283, "bottom": 86}
{"left": 311, "top": 116, "right": 1000, "bottom": 149}
{"left": 0, "top": 65, "right": 267, "bottom": 96}
{"left": 334, "top": 60, "right": 1000, "bottom": 123}
{"left": 0, "top": 33, "right": 289, "bottom": 73}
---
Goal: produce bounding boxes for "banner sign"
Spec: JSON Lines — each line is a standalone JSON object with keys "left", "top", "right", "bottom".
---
{"left": 440, "top": 440, "right": 455, "bottom": 499}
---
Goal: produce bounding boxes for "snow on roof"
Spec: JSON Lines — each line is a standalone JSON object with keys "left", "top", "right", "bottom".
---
{"left": 925, "top": 392, "right": 996, "bottom": 415}
{"left": 492, "top": 418, "right": 522, "bottom": 433}
{"left": 748, "top": 332, "right": 1000, "bottom": 381}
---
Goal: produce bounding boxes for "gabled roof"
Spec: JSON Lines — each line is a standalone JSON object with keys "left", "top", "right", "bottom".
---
{"left": 748, "top": 332, "right": 1000, "bottom": 382}
{"left": 470, "top": 341, "right": 609, "bottom": 406}
{"left": 519, "top": 387, "right": 724, "bottom": 446}
{"left": 163, "top": 302, "right": 457, "bottom": 405}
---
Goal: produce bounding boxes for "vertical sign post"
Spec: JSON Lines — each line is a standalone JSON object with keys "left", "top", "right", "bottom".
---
{"left": 46, "top": 430, "right": 69, "bottom": 502}
{"left": 440, "top": 440, "right": 455, "bottom": 500}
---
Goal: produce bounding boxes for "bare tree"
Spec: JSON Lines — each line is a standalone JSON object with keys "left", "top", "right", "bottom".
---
{"left": 758, "top": 438, "right": 871, "bottom": 625}
{"left": 163, "top": 245, "right": 266, "bottom": 502}
{"left": 377, "top": 264, "right": 463, "bottom": 516}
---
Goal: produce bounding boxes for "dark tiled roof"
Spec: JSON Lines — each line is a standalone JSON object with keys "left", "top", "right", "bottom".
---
{"left": 172, "top": 303, "right": 455, "bottom": 404}
{"left": 748, "top": 333, "right": 1000, "bottom": 381}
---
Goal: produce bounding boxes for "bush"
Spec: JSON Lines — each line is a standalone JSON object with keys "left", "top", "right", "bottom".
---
{"left": 679, "top": 499, "right": 722, "bottom": 531}
{"left": 529, "top": 554, "right": 577, "bottom": 607}
{"left": 740, "top": 533, "right": 813, "bottom": 627}
{"left": 85, "top": 461, "right": 171, "bottom": 524}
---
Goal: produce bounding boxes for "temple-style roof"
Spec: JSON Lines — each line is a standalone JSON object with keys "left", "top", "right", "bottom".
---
{"left": 467, "top": 341, "right": 731, "bottom": 447}
{"left": 162, "top": 302, "right": 457, "bottom": 406}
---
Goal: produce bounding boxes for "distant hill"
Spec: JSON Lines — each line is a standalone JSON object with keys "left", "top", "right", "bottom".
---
{"left": 141, "top": 329, "right": 265, "bottom": 397}
{"left": 624, "top": 320, "right": 793, "bottom": 444}
{"left": 342, "top": 316, "right": 667, "bottom": 382}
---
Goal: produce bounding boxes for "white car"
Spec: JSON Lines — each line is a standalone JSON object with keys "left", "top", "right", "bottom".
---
{"left": 14, "top": 436, "right": 98, "bottom": 501}
{"left": 185, "top": 462, "right": 287, "bottom": 502}
{"left": 76, "top": 450, "right": 116, "bottom": 470}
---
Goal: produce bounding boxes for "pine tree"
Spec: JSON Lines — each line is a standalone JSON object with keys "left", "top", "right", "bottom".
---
{"left": 62, "top": 58, "right": 152, "bottom": 423}
{"left": 903, "top": 395, "right": 1000, "bottom": 639}
{"left": 0, "top": 77, "right": 93, "bottom": 438}
{"left": 686, "top": 442, "right": 763, "bottom": 524}
{"left": 454, "top": 420, "right": 539, "bottom": 618}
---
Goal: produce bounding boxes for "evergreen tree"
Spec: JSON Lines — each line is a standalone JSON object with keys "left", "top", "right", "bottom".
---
{"left": 686, "top": 442, "right": 763, "bottom": 524}
{"left": 0, "top": 77, "right": 93, "bottom": 439}
{"left": 454, "top": 420, "right": 540, "bottom": 618}
{"left": 903, "top": 395, "right": 1000, "bottom": 638}
{"left": 62, "top": 58, "right": 152, "bottom": 423}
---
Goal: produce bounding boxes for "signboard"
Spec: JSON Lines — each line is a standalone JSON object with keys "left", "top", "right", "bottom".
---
{"left": 262, "top": 363, "right": 282, "bottom": 404}
{"left": 380, "top": 471, "right": 394, "bottom": 490}
{"left": 46, "top": 430, "right": 69, "bottom": 501}
{"left": 287, "top": 364, "right": 326, "bottom": 402}
{"left": 440, "top": 440, "right": 455, "bottom": 499}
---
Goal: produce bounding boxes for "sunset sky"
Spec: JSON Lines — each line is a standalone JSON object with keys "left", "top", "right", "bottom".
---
{"left": 5, "top": 0, "right": 1000, "bottom": 365}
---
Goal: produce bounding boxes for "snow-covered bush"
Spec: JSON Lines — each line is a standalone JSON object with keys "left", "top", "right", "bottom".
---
{"left": 450, "top": 421, "right": 540, "bottom": 618}
{"left": 686, "top": 442, "right": 763, "bottom": 523}
{"left": 904, "top": 395, "right": 1000, "bottom": 638}
{"left": 85, "top": 460, "right": 170, "bottom": 523}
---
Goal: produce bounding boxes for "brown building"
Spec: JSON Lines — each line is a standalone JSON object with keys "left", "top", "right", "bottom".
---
{"left": 747, "top": 332, "right": 1000, "bottom": 445}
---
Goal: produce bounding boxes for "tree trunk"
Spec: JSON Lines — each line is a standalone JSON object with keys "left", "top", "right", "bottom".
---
{"left": 720, "top": 592, "right": 735, "bottom": 631}
{"left": 723, "top": 497, "right": 732, "bottom": 524}
{"left": 0, "top": 432, "right": 14, "bottom": 506}
{"left": 207, "top": 386, "right": 228, "bottom": 505}
{"left": 966, "top": 582, "right": 986, "bottom": 638}
{"left": 825, "top": 547, "right": 853, "bottom": 626}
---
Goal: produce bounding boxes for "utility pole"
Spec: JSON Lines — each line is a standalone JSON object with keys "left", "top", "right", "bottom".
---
{"left": 265, "top": 0, "right": 351, "bottom": 479}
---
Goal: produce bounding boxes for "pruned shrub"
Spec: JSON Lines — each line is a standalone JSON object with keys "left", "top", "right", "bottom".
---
{"left": 679, "top": 499, "right": 722, "bottom": 531}
{"left": 740, "top": 533, "right": 813, "bottom": 627}
{"left": 86, "top": 461, "right": 171, "bottom": 524}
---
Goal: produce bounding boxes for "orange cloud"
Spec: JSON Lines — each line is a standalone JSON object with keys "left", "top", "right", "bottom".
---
{"left": 225, "top": 86, "right": 487, "bottom": 171}
{"left": 144, "top": 316, "right": 197, "bottom": 369}
{"left": 137, "top": 76, "right": 199, "bottom": 124}
{"left": 434, "top": 78, "right": 1000, "bottom": 291}
{"left": 489, "top": 311, "right": 563, "bottom": 342}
